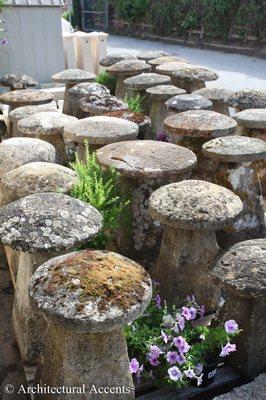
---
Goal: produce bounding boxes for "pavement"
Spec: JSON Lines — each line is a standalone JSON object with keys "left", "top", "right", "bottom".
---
{"left": 107, "top": 35, "right": 266, "bottom": 91}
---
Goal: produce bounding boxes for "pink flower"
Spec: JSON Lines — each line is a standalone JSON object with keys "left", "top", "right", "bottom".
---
{"left": 168, "top": 366, "right": 182, "bottom": 381}
{"left": 225, "top": 320, "right": 238, "bottom": 334}
{"left": 166, "top": 351, "right": 180, "bottom": 365}
{"left": 220, "top": 342, "right": 236, "bottom": 357}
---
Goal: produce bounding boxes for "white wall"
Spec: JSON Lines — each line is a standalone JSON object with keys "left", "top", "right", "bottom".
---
{"left": 0, "top": 6, "right": 64, "bottom": 84}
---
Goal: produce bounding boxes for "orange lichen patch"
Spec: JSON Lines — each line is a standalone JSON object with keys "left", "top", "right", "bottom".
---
{"left": 44, "top": 250, "right": 150, "bottom": 313}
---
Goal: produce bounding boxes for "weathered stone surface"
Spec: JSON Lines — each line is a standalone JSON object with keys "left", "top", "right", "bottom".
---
{"left": 137, "top": 50, "right": 171, "bottom": 61}
{"left": 202, "top": 135, "right": 266, "bottom": 163}
{"left": 124, "top": 73, "right": 171, "bottom": 90}
{"left": 69, "top": 83, "right": 110, "bottom": 117}
{"left": 64, "top": 116, "right": 138, "bottom": 145}
{"left": 165, "top": 110, "right": 237, "bottom": 138}
{"left": 213, "top": 373, "right": 266, "bottom": 399}
{"left": 0, "top": 90, "right": 53, "bottom": 108}
{"left": 99, "top": 53, "right": 137, "bottom": 67}
{"left": 146, "top": 84, "right": 185, "bottom": 100}
{"left": 51, "top": 69, "right": 96, "bottom": 84}
{"left": 79, "top": 94, "right": 128, "bottom": 116}
{"left": 0, "top": 162, "right": 78, "bottom": 206}
{"left": 149, "top": 180, "right": 243, "bottom": 230}
{"left": 165, "top": 94, "right": 212, "bottom": 112}
{"left": 171, "top": 65, "right": 219, "bottom": 82}
{"left": 193, "top": 87, "right": 233, "bottom": 103}
{"left": 0, "top": 193, "right": 103, "bottom": 253}
{"left": 156, "top": 61, "right": 189, "bottom": 75}
{"left": 0, "top": 137, "right": 57, "bottom": 177}
{"left": 233, "top": 108, "right": 266, "bottom": 129}
{"left": 105, "top": 110, "right": 151, "bottom": 140}
{"left": 227, "top": 89, "right": 266, "bottom": 110}
{"left": 148, "top": 56, "right": 188, "bottom": 67}
{"left": 107, "top": 60, "right": 151, "bottom": 76}
{"left": 29, "top": 250, "right": 152, "bottom": 332}
{"left": 97, "top": 140, "right": 197, "bottom": 179}
{"left": 0, "top": 74, "right": 38, "bottom": 90}
{"left": 211, "top": 239, "right": 266, "bottom": 298}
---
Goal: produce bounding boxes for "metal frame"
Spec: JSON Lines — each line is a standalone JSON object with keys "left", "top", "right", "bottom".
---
{"left": 81, "top": 0, "right": 109, "bottom": 32}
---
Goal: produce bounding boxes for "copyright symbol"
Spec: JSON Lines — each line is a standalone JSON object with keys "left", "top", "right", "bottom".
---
{"left": 4, "top": 384, "right": 14, "bottom": 394}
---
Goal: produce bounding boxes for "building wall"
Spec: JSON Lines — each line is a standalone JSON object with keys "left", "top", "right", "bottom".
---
{"left": 0, "top": 6, "right": 64, "bottom": 84}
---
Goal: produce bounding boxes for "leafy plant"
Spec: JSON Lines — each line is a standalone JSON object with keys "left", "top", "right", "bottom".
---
{"left": 96, "top": 71, "right": 117, "bottom": 95}
{"left": 114, "top": 0, "right": 150, "bottom": 21}
{"left": 70, "top": 144, "right": 130, "bottom": 249}
{"left": 124, "top": 94, "right": 144, "bottom": 113}
{"left": 127, "top": 293, "right": 240, "bottom": 389}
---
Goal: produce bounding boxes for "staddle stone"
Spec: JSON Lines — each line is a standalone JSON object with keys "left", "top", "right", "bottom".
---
{"left": 165, "top": 94, "right": 212, "bottom": 113}
{"left": 0, "top": 90, "right": 54, "bottom": 111}
{"left": 137, "top": 50, "right": 171, "bottom": 62}
{"left": 171, "top": 65, "right": 219, "bottom": 93}
{"left": 79, "top": 93, "right": 128, "bottom": 117}
{"left": 99, "top": 53, "right": 137, "bottom": 67}
{"left": 227, "top": 89, "right": 266, "bottom": 111}
{"left": 0, "top": 74, "right": 38, "bottom": 90}
{"left": 193, "top": 87, "right": 233, "bottom": 115}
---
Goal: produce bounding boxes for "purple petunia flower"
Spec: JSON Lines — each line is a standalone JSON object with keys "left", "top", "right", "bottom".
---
{"left": 172, "top": 336, "right": 190, "bottom": 354}
{"left": 184, "top": 368, "right": 196, "bottom": 379}
{"left": 199, "top": 305, "right": 205, "bottom": 318}
{"left": 225, "top": 320, "right": 238, "bottom": 334}
{"left": 129, "top": 358, "right": 140, "bottom": 374}
{"left": 194, "top": 363, "right": 203, "bottom": 375}
{"left": 181, "top": 306, "right": 193, "bottom": 320}
{"left": 157, "top": 132, "right": 169, "bottom": 142}
{"left": 176, "top": 314, "right": 185, "bottom": 331}
{"left": 166, "top": 351, "right": 180, "bottom": 365}
{"left": 149, "top": 345, "right": 163, "bottom": 359}
{"left": 155, "top": 294, "right": 162, "bottom": 308}
{"left": 189, "top": 307, "right": 197, "bottom": 320}
{"left": 0, "top": 38, "right": 8, "bottom": 46}
{"left": 149, "top": 357, "right": 160, "bottom": 366}
{"left": 176, "top": 353, "right": 186, "bottom": 364}
{"left": 163, "top": 314, "right": 175, "bottom": 328}
{"left": 168, "top": 366, "right": 182, "bottom": 381}
{"left": 186, "top": 295, "right": 196, "bottom": 303}
{"left": 220, "top": 342, "right": 236, "bottom": 357}
{"left": 161, "top": 330, "right": 169, "bottom": 344}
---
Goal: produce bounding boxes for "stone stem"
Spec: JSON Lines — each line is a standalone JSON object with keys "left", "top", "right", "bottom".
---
{"left": 115, "top": 76, "right": 127, "bottom": 98}
{"left": 150, "top": 99, "right": 170, "bottom": 139}
{"left": 212, "top": 101, "right": 230, "bottom": 116}
{"left": 63, "top": 83, "right": 75, "bottom": 115}
{"left": 41, "top": 134, "right": 69, "bottom": 165}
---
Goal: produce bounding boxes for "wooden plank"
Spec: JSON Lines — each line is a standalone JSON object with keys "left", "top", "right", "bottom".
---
{"left": 137, "top": 366, "right": 244, "bottom": 399}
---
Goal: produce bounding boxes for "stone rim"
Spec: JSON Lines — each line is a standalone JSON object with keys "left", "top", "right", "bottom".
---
{"left": 18, "top": 112, "right": 78, "bottom": 136}
{"left": 123, "top": 73, "right": 171, "bottom": 90}
{"left": 0, "top": 90, "right": 54, "bottom": 106}
{"left": 233, "top": 108, "right": 266, "bottom": 130}
{"left": 51, "top": 69, "right": 96, "bottom": 84}
{"left": 165, "top": 94, "right": 213, "bottom": 111}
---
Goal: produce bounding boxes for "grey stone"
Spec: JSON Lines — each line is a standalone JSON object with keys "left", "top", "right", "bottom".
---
{"left": 0, "top": 162, "right": 78, "bottom": 207}
{"left": 233, "top": 108, "right": 266, "bottom": 130}
{"left": 0, "top": 192, "right": 103, "bottom": 253}
{"left": 137, "top": 50, "right": 171, "bottom": 61}
{"left": 68, "top": 82, "right": 110, "bottom": 117}
{"left": 213, "top": 373, "right": 266, "bottom": 400}
{"left": 0, "top": 74, "right": 38, "bottom": 90}
{"left": 124, "top": 73, "right": 171, "bottom": 90}
{"left": 227, "top": 89, "right": 266, "bottom": 111}
{"left": 148, "top": 56, "right": 188, "bottom": 68}
{"left": 193, "top": 87, "right": 233, "bottom": 115}
{"left": 79, "top": 93, "right": 128, "bottom": 116}
{"left": 146, "top": 84, "right": 185, "bottom": 100}
{"left": 171, "top": 65, "right": 219, "bottom": 93}
{"left": 99, "top": 53, "right": 137, "bottom": 67}
{"left": 165, "top": 94, "right": 212, "bottom": 112}
{"left": 0, "top": 90, "right": 54, "bottom": 111}
{"left": 156, "top": 61, "right": 189, "bottom": 76}
{"left": 105, "top": 110, "right": 151, "bottom": 140}
{"left": 0, "top": 137, "right": 57, "bottom": 177}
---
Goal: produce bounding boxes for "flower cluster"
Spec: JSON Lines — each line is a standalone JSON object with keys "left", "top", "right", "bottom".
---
{"left": 129, "top": 294, "right": 240, "bottom": 389}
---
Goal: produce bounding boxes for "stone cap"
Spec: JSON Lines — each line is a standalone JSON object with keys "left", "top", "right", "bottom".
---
{"left": 69, "top": 82, "right": 110, "bottom": 97}
{"left": 0, "top": 90, "right": 54, "bottom": 106}
{"left": 0, "top": 137, "right": 57, "bottom": 177}
{"left": 148, "top": 56, "right": 188, "bottom": 67}
{"left": 105, "top": 110, "right": 151, "bottom": 128}
{"left": 107, "top": 60, "right": 151, "bottom": 76}
{"left": 146, "top": 85, "right": 185, "bottom": 100}
{"left": 137, "top": 50, "right": 171, "bottom": 61}
{"left": 64, "top": 116, "right": 138, "bottom": 145}
{"left": 156, "top": 61, "right": 189, "bottom": 75}
{"left": 9, "top": 104, "right": 58, "bottom": 123}
{"left": 165, "top": 94, "right": 212, "bottom": 112}
{"left": 18, "top": 112, "right": 77, "bottom": 136}
{"left": 79, "top": 94, "right": 128, "bottom": 115}
{"left": 0, "top": 162, "right": 78, "bottom": 206}
{"left": 211, "top": 239, "right": 266, "bottom": 298}
{"left": 52, "top": 69, "right": 96, "bottom": 84}
{"left": 99, "top": 53, "right": 137, "bottom": 67}
{"left": 164, "top": 110, "right": 237, "bottom": 138}
{"left": 171, "top": 65, "right": 219, "bottom": 82}
{"left": 149, "top": 180, "right": 243, "bottom": 230}
{"left": 123, "top": 73, "right": 171, "bottom": 90}
{"left": 0, "top": 74, "right": 38, "bottom": 89}
{"left": 227, "top": 89, "right": 266, "bottom": 110}
{"left": 233, "top": 108, "right": 266, "bottom": 130}
{"left": 0, "top": 193, "right": 102, "bottom": 253}
{"left": 29, "top": 250, "right": 152, "bottom": 332}
{"left": 193, "top": 87, "right": 233, "bottom": 103}
{"left": 96, "top": 140, "right": 197, "bottom": 180}
{"left": 202, "top": 135, "right": 266, "bottom": 163}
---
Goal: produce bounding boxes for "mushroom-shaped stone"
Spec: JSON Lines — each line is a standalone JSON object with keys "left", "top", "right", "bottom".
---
{"left": 64, "top": 116, "right": 138, "bottom": 158}
{"left": 165, "top": 94, "right": 212, "bottom": 113}
{"left": 79, "top": 93, "right": 128, "bottom": 117}
{"left": 146, "top": 85, "right": 186, "bottom": 139}
{"left": 233, "top": 108, "right": 266, "bottom": 139}
{"left": 0, "top": 74, "right": 38, "bottom": 90}
{"left": 29, "top": 249, "right": 152, "bottom": 398}
{"left": 0, "top": 193, "right": 102, "bottom": 362}
{"left": 99, "top": 53, "right": 137, "bottom": 67}
{"left": 123, "top": 73, "right": 171, "bottom": 113}
{"left": 0, "top": 137, "right": 57, "bottom": 178}
{"left": 193, "top": 87, "right": 233, "bottom": 115}
{"left": 9, "top": 103, "right": 58, "bottom": 137}
{"left": 227, "top": 89, "right": 266, "bottom": 111}
{"left": 148, "top": 56, "right": 188, "bottom": 72}
{"left": 105, "top": 110, "right": 151, "bottom": 140}
{"left": 18, "top": 112, "right": 78, "bottom": 164}
{"left": 97, "top": 141, "right": 197, "bottom": 266}
{"left": 156, "top": 61, "right": 189, "bottom": 81}
{"left": 0, "top": 90, "right": 54, "bottom": 111}
{"left": 171, "top": 65, "right": 219, "bottom": 93}
{"left": 107, "top": 60, "right": 151, "bottom": 98}
{"left": 137, "top": 50, "right": 171, "bottom": 62}
{"left": 202, "top": 136, "right": 266, "bottom": 246}
{"left": 68, "top": 82, "right": 110, "bottom": 118}
{"left": 164, "top": 110, "right": 237, "bottom": 180}
{"left": 211, "top": 239, "right": 266, "bottom": 377}
{"left": 51, "top": 69, "right": 96, "bottom": 115}
{"left": 0, "top": 162, "right": 78, "bottom": 207}
{"left": 149, "top": 180, "right": 243, "bottom": 310}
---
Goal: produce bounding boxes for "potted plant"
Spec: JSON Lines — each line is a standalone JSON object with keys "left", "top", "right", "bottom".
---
{"left": 126, "top": 291, "right": 240, "bottom": 390}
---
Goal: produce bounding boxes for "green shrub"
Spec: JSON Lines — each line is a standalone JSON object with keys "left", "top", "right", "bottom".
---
{"left": 124, "top": 94, "right": 144, "bottom": 113}
{"left": 96, "top": 71, "right": 117, "bottom": 95}
{"left": 70, "top": 144, "right": 129, "bottom": 249}
{"left": 114, "top": 0, "right": 150, "bottom": 21}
